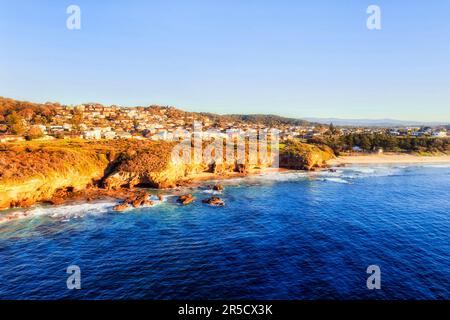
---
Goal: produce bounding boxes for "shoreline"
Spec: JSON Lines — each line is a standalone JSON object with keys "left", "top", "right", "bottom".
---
{"left": 0, "top": 167, "right": 288, "bottom": 221}
{"left": 179, "top": 167, "right": 289, "bottom": 187}
{"left": 2, "top": 154, "right": 450, "bottom": 217}
{"left": 1, "top": 159, "right": 450, "bottom": 223}
{"left": 328, "top": 153, "right": 450, "bottom": 166}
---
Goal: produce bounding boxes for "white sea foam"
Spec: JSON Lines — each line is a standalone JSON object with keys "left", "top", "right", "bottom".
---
{"left": 338, "top": 166, "right": 400, "bottom": 179}
{"left": 28, "top": 201, "right": 115, "bottom": 218}
{"left": 0, "top": 194, "right": 176, "bottom": 224}
{"left": 0, "top": 201, "right": 116, "bottom": 224}
{"left": 202, "top": 189, "right": 222, "bottom": 195}
{"left": 247, "top": 171, "right": 309, "bottom": 182}
{"left": 415, "top": 163, "right": 450, "bottom": 168}
{"left": 218, "top": 165, "right": 403, "bottom": 186}
{"left": 321, "top": 177, "right": 350, "bottom": 184}
{"left": 148, "top": 194, "right": 170, "bottom": 206}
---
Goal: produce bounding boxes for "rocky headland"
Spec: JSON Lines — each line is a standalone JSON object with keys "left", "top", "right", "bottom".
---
{"left": 0, "top": 139, "right": 335, "bottom": 211}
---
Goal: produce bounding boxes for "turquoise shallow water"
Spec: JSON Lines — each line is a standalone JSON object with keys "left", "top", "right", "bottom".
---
{"left": 0, "top": 164, "right": 449, "bottom": 299}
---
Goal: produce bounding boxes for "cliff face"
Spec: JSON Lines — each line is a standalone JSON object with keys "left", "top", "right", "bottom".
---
{"left": 103, "top": 162, "right": 187, "bottom": 189}
{"left": 0, "top": 168, "right": 106, "bottom": 210}
{"left": 103, "top": 154, "right": 272, "bottom": 189}
{"left": 102, "top": 140, "right": 334, "bottom": 189}
{"left": 101, "top": 141, "right": 191, "bottom": 189}
{"left": 0, "top": 143, "right": 110, "bottom": 210}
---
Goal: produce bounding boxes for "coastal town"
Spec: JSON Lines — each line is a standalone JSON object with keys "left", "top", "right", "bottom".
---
{"left": 1, "top": 98, "right": 449, "bottom": 144}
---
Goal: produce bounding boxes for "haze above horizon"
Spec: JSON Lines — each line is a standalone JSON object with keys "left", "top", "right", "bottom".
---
{"left": 1, "top": 0, "right": 449, "bottom": 122}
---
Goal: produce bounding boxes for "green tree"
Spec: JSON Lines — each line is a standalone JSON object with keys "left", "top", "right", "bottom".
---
{"left": 327, "top": 123, "right": 338, "bottom": 135}
{"left": 360, "top": 135, "right": 372, "bottom": 151}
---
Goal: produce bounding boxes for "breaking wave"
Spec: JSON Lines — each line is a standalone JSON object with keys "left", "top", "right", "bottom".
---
{"left": 0, "top": 194, "right": 172, "bottom": 224}
{"left": 0, "top": 201, "right": 116, "bottom": 224}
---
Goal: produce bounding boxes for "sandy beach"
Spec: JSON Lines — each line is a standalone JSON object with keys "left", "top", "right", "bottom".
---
{"left": 328, "top": 153, "right": 450, "bottom": 166}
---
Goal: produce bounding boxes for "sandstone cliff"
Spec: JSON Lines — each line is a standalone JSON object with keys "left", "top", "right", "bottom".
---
{"left": 102, "top": 143, "right": 275, "bottom": 189}
{"left": 0, "top": 144, "right": 109, "bottom": 210}
{"left": 279, "top": 140, "right": 335, "bottom": 170}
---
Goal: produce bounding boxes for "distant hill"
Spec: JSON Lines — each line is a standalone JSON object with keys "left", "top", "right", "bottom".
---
{"left": 304, "top": 117, "right": 448, "bottom": 127}
{"left": 200, "top": 113, "right": 311, "bottom": 127}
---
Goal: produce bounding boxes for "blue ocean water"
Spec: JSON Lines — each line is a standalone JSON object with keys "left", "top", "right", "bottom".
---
{"left": 0, "top": 164, "right": 449, "bottom": 300}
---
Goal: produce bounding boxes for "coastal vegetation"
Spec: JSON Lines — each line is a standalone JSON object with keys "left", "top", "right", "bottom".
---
{"left": 310, "top": 133, "right": 450, "bottom": 155}
{"left": 198, "top": 113, "right": 312, "bottom": 127}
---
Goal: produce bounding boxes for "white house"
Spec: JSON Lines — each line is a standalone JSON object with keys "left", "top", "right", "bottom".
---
{"left": 83, "top": 130, "right": 102, "bottom": 140}
{"left": 102, "top": 131, "right": 117, "bottom": 139}
{"left": 432, "top": 131, "right": 447, "bottom": 137}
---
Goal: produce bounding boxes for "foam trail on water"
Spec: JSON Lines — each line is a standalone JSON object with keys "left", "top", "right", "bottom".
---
{"left": 149, "top": 194, "right": 170, "bottom": 206}
{"left": 28, "top": 201, "right": 115, "bottom": 219}
{"left": 339, "top": 166, "right": 400, "bottom": 179}
{"left": 0, "top": 201, "right": 116, "bottom": 224}
{"left": 202, "top": 189, "right": 222, "bottom": 195}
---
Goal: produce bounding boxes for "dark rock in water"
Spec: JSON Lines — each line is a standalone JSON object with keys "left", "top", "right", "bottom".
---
{"left": 124, "top": 191, "right": 149, "bottom": 208}
{"left": 328, "top": 168, "right": 337, "bottom": 172}
{"left": 123, "top": 195, "right": 136, "bottom": 204}
{"left": 113, "top": 203, "right": 129, "bottom": 212}
{"left": 14, "top": 198, "right": 36, "bottom": 208}
{"left": 177, "top": 194, "right": 194, "bottom": 205}
{"left": 132, "top": 199, "right": 144, "bottom": 208}
{"left": 213, "top": 184, "right": 224, "bottom": 191}
{"left": 202, "top": 196, "right": 225, "bottom": 206}
{"left": 137, "top": 192, "right": 149, "bottom": 206}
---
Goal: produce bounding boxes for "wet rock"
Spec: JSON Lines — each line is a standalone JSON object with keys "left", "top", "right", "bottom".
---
{"left": 49, "top": 197, "right": 65, "bottom": 206}
{"left": 157, "top": 194, "right": 164, "bottom": 201}
{"left": 202, "top": 196, "right": 225, "bottom": 206}
{"left": 132, "top": 199, "right": 145, "bottom": 208}
{"left": 129, "top": 191, "right": 150, "bottom": 207}
{"left": 113, "top": 203, "right": 129, "bottom": 212}
{"left": 213, "top": 184, "right": 224, "bottom": 191}
{"left": 177, "top": 194, "right": 194, "bottom": 205}
{"left": 13, "top": 198, "right": 36, "bottom": 208}
{"left": 143, "top": 199, "right": 154, "bottom": 206}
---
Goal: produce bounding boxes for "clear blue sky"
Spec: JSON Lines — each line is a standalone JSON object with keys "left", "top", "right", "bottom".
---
{"left": 1, "top": 0, "right": 449, "bottom": 121}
